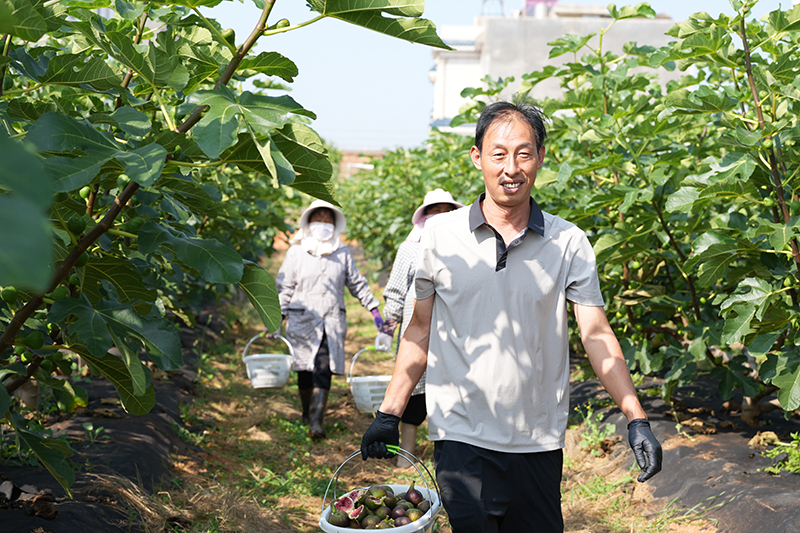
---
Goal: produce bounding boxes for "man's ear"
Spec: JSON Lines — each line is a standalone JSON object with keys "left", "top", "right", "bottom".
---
{"left": 537, "top": 145, "right": 546, "bottom": 170}
{"left": 470, "top": 145, "right": 482, "bottom": 170}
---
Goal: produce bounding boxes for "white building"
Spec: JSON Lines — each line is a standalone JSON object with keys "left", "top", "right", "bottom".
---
{"left": 429, "top": 1, "right": 681, "bottom": 130}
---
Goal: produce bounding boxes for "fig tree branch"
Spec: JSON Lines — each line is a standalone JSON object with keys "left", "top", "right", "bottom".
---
{"left": 177, "top": 0, "right": 276, "bottom": 133}
{"left": 0, "top": 34, "right": 10, "bottom": 98}
{"left": 0, "top": 182, "right": 141, "bottom": 363}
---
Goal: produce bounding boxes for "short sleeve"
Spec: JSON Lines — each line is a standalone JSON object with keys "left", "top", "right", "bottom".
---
{"left": 414, "top": 227, "right": 436, "bottom": 300}
{"left": 565, "top": 230, "right": 605, "bottom": 307}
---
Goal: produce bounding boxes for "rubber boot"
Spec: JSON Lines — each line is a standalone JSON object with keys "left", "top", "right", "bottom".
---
{"left": 299, "top": 388, "right": 312, "bottom": 425}
{"left": 308, "top": 388, "right": 329, "bottom": 439}
{"left": 396, "top": 423, "right": 418, "bottom": 467}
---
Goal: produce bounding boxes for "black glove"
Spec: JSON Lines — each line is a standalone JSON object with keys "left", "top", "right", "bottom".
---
{"left": 360, "top": 411, "right": 400, "bottom": 460}
{"left": 628, "top": 418, "right": 662, "bottom": 482}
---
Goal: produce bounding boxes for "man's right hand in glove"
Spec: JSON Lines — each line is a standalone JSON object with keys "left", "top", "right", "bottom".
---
{"left": 361, "top": 411, "right": 401, "bottom": 460}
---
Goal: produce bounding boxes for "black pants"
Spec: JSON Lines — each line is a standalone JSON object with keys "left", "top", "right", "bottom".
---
{"left": 434, "top": 440, "right": 564, "bottom": 533}
{"left": 297, "top": 331, "right": 333, "bottom": 390}
{"left": 402, "top": 394, "right": 427, "bottom": 426}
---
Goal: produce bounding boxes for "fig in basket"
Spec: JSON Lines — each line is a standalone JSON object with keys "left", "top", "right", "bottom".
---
{"left": 333, "top": 487, "right": 368, "bottom": 521}
{"left": 405, "top": 480, "right": 424, "bottom": 506}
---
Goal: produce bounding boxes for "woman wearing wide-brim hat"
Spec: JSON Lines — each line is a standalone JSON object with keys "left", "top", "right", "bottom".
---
{"left": 276, "top": 199, "right": 384, "bottom": 439}
{"left": 381, "top": 189, "right": 463, "bottom": 464}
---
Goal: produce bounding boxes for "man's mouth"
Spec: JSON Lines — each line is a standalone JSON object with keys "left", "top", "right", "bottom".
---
{"left": 502, "top": 182, "right": 522, "bottom": 192}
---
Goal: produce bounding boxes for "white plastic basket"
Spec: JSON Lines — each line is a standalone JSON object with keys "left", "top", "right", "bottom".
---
{"left": 319, "top": 449, "right": 442, "bottom": 532}
{"left": 242, "top": 329, "right": 294, "bottom": 389}
{"left": 347, "top": 345, "right": 392, "bottom": 414}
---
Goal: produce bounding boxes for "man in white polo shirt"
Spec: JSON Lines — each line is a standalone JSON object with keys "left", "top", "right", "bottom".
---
{"left": 361, "top": 99, "right": 661, "bottom": 532}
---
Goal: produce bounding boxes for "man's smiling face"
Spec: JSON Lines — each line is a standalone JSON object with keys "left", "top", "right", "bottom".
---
{"left": 470, "top": 114, "right": 545, "bottom": 211}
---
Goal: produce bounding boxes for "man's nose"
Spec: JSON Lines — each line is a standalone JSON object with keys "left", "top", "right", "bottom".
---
{"left": 503, "top": 155, "right": 519, "bottom": 175}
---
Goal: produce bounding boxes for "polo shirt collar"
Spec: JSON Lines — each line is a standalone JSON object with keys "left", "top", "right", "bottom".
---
{"left": 468, "top": 193, "right": 545, "bottom": 237}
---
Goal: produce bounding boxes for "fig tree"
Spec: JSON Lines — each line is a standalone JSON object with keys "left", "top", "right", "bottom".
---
{"left": 1, "top": 286, "right": 18, "bottom": 304}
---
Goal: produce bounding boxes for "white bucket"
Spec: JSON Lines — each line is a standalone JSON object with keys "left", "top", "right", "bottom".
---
{"left": 319, "top": 450, "right": 442, "bottom": 532}
{"left": 346, "top": 346, "right": 393, "bottom": 414}
{"left": 242, "top": 331, "right": 294, "bottom": 389}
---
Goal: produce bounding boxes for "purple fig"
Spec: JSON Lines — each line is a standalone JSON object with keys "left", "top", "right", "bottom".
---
{"left": 416, "top": 500, "right": 431, "bottom": 514}
{"left": 349, "top": 518, "right": 363, "bottom": 528}
{"left": 406, "top": 481, "right": 424, "bottom": 506}
{"left": 396, "top": 500, "right": 414, "bottom": 511}
{"left": 395, "top": 516, "right": 412, "bottom": 526}
{"left": 390, "top": 505, "right": 407, "bottom": 519}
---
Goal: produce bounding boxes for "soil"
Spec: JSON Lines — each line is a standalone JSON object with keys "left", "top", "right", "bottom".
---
{"left": 3, "top": 314, "right": 800, "bottom": 532}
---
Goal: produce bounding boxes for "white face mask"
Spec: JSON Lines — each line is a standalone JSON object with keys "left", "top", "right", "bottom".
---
{"left": 418, "top": 214, "right": 435, "bottom": 228}
{"left": 309, "top": 222, "right": 335, "bottom": 241}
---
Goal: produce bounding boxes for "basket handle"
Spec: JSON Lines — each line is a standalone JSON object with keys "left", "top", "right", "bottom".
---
{"left": 242, "top": 328, "right": 295, "bottom": 361}
{"left": 320, "top": 448, "right": 440, "bottom": 514}
{"left": 347, "top": 346, "right": 381, "bottom": 382}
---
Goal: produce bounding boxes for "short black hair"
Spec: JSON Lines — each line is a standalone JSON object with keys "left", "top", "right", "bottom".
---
{"left": 474, "top": 99, "right": 547, "bottom": 153}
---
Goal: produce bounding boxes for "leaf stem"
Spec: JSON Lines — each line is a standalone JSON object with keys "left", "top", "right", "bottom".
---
{"left": 193, "top": 6, "right": 238, "bottom": 54}
{"left": 167, "top": 159, "right": 225, "bottom": 168}
{"left": 261, "top": 15, "right": 324, "bottom": 36}
{"left": 107, "top": 228, "right": 138, "bottom": 239}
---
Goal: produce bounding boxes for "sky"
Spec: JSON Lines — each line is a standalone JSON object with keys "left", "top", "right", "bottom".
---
{"left": 207, "top": 0, "right": 786, "bottom": 152}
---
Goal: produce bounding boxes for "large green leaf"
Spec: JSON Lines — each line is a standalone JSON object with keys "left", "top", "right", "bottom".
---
{"left": 49, "top": 295, "right": 183, "bottom": 369}
{"left": 719, "top": 278, "right": 773, "bottom": 345}
{"left": 0, "top": 385, "right": 10, "bottom": 418}
{"left": 0, "top": 126, "right": 54, "bottom": 209}
{"left": 6, "top": 413, "right": 75, "bottom": 497}
{"left": 239, "top": 52, "right": 299, "bottom": 83}
{"left": 770, "top": 348, "right": 800, "bottom": 411}
{"left": 38, "top": 54, "right": 122, "bottom": 92}
{"left": 273, "top": 123, "right": 332, "bottom": 184}
{"left": 27, "top": 112, "right": 121, "bottom": 190}
{"left": 70, "top": 345, "right": 157, "bottom": 415}
{"left": 219, "top": 133, "right": 335, "bottom": 203}
{"left": 81, "top": 256, "right": 157, "bottom": 314}
{"left": 307, "top": 0, "right": 451, "bottom": 50}
{"left": 138, "top": 222, "right": 244, "bottom": 283}
{"left": 0, "top": 0, "right": 47, "bottom": 41}
{"left": 187, "top": 87, "right": 315, "bottom": 159}
{"left": 111, "top": 107, "right": 152, "bottom": 137}
{"left": 239, "top": 261, "right": 281, "bottom": 332}
{"left": 115, "top": 143, "right": 168, "bottom": 186}
{"left": 109, "top": 328, "right": 148, "bottom": 397}
{"left": 608, "top": 3, "right": 656, "bottom": 20}
{"left": 0, "top": 196, "right": 53, "bottom": 291}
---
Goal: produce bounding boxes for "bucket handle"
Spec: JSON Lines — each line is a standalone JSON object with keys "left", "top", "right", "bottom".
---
{"left": 320, "top": 447, "right": 440, "bottom": 514}
{"left": 242, "top": 327, "right": 295, "bottom": 362}
{"left": 347, "top": 346, "right": 389, "bottom": 383}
